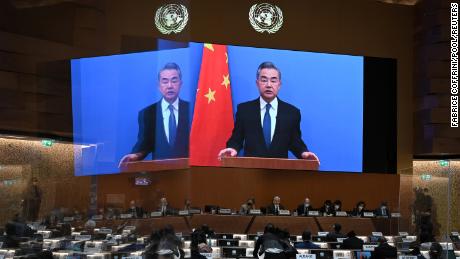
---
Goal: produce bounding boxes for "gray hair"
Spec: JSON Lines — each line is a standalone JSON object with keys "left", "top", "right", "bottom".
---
{"left": 256, "top": 61, "right": 281, "bottom": 80}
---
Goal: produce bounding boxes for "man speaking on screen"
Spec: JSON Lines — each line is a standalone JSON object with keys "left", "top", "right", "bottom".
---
{"left": 218, "top": 61, "right": 319, "bottom": 163}
{"left": 119, "top": 62, "right": 189, "bottom": 166}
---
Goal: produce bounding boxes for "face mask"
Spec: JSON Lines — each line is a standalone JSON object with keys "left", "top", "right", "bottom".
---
{"left": 381, "top": 206, "right": 386, "bottom": 209}
{"left": 305, "top": 203, "right": 310, "bottom": 207}
{"left": 334, "top": 205, "right": 340, "bottom": 210}
{"left": 359, "top": 206, "right": 364, "bottom": 210}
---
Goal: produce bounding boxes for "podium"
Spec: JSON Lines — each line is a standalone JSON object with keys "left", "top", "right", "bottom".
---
{"left": 119, "top": 158, "right": 189, "bottom": 173}
{"left": 221, "top": 156, "right": 319, "bottom": 171}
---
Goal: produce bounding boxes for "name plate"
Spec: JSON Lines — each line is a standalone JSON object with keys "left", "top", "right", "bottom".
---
{"left": 296, "top": 254, "right": 316, "bottom": 259}
{"left": 399, "top": 232, "right": 409, "bottom": 237}
{"left": 92, "top": 215, "right": 103, "bottom": 220}
{"left": 398, "top": 256, "right": 417, "bottom": 259}
{"left": 189, "top": 209, "right": 201, "bottom": 214}
{"left": 249, "top": 209, "right": 262, "bottom": 215}
{"left": 63, "top": 217, "right": 74, "bottom": 222}
{"left": 318, "top": 232, "right": 329, "bottom": 236}
{"left": 372, "top": 232, "right": 383, "bottom": 237}
{"left": 277, "top": 209, "right": 289, "bottom": 216}
{"left": 363, "top": 244, "right": 378, "bottom": 251}
{"left": 75, "top": 235, "right": 92, "bottom": 241}
{"left": 391, "top": 213, "right": 401, "bottom": 218}
{"left": 120, "top": 213, "right": 133, "bottom": 219}
{"left": 363, "top": 212, "right": 375, "bottom": 217}
{"left": 37, "top": 230, "right": 52, "bottom": 238}
{"left": 151, "top": 211, "right": 163, "bottom": 217}
{"left": 124, "top": 226, "right": 136, "bottom": 231}
{"left": 452, "top": 232, "right": 459, "bottom": 236}
{"left": 219, "top": 208, "right": 232, "bottom": 214}
{"left": 336, "top": 238, "right": 346, "bottom": 243}
{"left": 200, "top": 253, "right": 213, "bottom": 259}
{"left": 308, "top": 210, "right": 320, "bottom": 216}
{"left": 122, "top": 257, "right": 143, "bottom": 259}
{"left": 335, "top": 211, "right": 347, "bottom": 217}
{"left": 178, "top": 210, "right": 189, "bottom": 216}
{"left": 98, "top": 228, "right": 112, "bottom": 234}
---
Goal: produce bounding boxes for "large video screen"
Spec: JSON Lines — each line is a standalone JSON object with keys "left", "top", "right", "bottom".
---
{"left": 71, "top": 42, "right": 369, "bottom": 175}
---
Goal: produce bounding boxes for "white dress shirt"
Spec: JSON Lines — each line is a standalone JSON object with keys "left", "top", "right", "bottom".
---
{"left": 161, "top": 98, "right": 179, "bottom": 143}
{"left": 259, "top": 97, "right": 278, "bottom": 142}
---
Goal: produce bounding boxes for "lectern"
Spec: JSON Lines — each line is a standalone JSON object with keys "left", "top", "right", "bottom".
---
{"left": 220, "top": 156, "right": 319, "bottom": 171}
{"left": 119, "top": 158, "right": 189, "bottom": 173}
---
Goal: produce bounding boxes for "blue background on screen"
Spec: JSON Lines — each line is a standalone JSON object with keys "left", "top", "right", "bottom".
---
{"left": 71, "top": 42, "right": 363, "bottom": 175}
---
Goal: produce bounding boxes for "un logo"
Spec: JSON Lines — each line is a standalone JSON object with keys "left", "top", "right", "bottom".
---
{"left": 154, "top": 4, "right": 189, "bottom": 34}
{"left": 249, "top": 3, "right": 284, "bottom": 34}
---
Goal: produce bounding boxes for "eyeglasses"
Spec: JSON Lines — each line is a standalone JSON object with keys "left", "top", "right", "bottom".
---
{"left": 258, "top": 77, "right": 279, "bottom": 84}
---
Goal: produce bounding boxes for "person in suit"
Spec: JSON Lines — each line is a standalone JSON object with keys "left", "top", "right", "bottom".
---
{"left": 326, "top": 223, "right": 346, "bottom": 241}
{"left": 126, "top": 200, "right": 144, "bottom": 218}
{"left": 332, "top": 200, "right": 343, "bottom": 215}
{"left": 157, "top": 197, "right": 175, "bottom": 216}
{"left": 371, "top": 237, "right": 397, "bottom": 259}
{"left": 320, "top": 200, "right": 334, "bottom": 216}
{"left": 342, "top": 231, "right": 364, "bottom": 250}
{"left": 253, "top": 224, "right": 286, "bottom": 258}
{"left": 218, "top": 62, "right": 319, "bottom": 162}
{"left": 294, "top": 231, "right": 320, "bottom": 249}
{"left": 119, "top": 63, "right": 190, "bottom": 166}
{"left": 22, "top": 177, "right": 42, "bottom": 221}
{"left": 374, "top": 201, "right": 390, "bottom": 217}
{"left": 266, "top": 196, "right": 285, "bottom": 215}
{"left": 351, "top": 201, "right": 366, "bottom": 217}
{"left": 296, "top": 197, "right": 313, "bottom": 216}
{"left": 240, "top": 198, "right": 256, "bottom": 215}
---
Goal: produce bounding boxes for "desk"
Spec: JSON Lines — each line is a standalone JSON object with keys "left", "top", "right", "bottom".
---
{"left": 87, "top": 215, "right": 397, "bottom": 236}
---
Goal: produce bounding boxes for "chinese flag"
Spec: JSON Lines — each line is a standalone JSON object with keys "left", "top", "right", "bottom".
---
{"left": 190, "top": 44, "right": 234, "bottom": 166}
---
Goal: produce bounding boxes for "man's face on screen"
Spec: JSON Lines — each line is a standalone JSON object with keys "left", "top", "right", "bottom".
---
{"left": 159, "top": 69, "right": 182, "bottom": 103}
{"left": 257, "top": 68, "right": 281, "bottom": 102}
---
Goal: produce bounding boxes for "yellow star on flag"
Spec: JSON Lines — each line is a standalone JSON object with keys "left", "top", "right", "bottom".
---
{"left": 204, "top": 43, "right": 214, "bottom": 51}
{"left": 221, "top": 74, "right": 230, "bottom": 89}
{"left": 204, "top": 88, "right": 216, "bottom": 104}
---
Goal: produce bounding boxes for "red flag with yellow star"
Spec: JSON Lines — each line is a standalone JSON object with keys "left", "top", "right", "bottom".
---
{"left": 189, "top": 44, "right": 234, "bottom": 166}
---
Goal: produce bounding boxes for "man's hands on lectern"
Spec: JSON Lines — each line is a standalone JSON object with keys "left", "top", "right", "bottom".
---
{"left": 217, "top": 148, "right": 237, "bottom": 160}
{"left": 118, "top": 153, "right": 144, "bottom": 168}
{"left": 301, "top": 151, "right": 320, "bottom": 165}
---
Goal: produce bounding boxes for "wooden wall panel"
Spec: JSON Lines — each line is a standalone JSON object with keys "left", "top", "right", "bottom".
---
{"left": 96, "top": 168, "right": 400, "bottom": 214}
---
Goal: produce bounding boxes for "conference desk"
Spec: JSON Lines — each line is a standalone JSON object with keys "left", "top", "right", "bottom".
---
{"left": 90, "top": 214, "right": 399, "bottom": 236}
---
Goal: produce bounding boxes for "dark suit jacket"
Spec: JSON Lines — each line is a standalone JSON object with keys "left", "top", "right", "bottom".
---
{"left": 125, "top": 207, "right": 144, "bottom": 218}
{"left": 374, "top": 207, "right": 390, "bottom": 217}
{"left": 266, "top": 204, "right": 286, "bottom": 215}
{"left": 371, "top": 243, "right": 397, "bottom": 259}
{"left": 296, "top": 204, "right": 313, "bottom": 216}
{"left": 342, "top": 236, "right": 364, "bottom": 250}
{"left": 227, "top": 98, "right": 308, "bottom": 158}
{"left": 326, "top": 232, "right": 346, "bottom": 242}
{"left": 132, "top": 99, "right": 189, "bottom": 159}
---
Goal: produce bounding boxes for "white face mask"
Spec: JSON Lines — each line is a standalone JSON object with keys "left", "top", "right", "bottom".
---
{"left": 334, "top": 205, "right": 340, "bottom": 210}
{"left": 305, "top": 203, "right": 310, "bottom": 207}
{"left": 359, "top": 206, "right": 364, "bottom": 210}
{"left": 381, "top": 206, "right": 386, "bottom": 209}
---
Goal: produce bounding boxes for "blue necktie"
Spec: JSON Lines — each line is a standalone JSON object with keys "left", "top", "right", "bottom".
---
{"left": 263, "top": 103, "right": 271, "bottom": 148}
{"left": 168, "top": 104, "right": 176, "bottom": 146}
